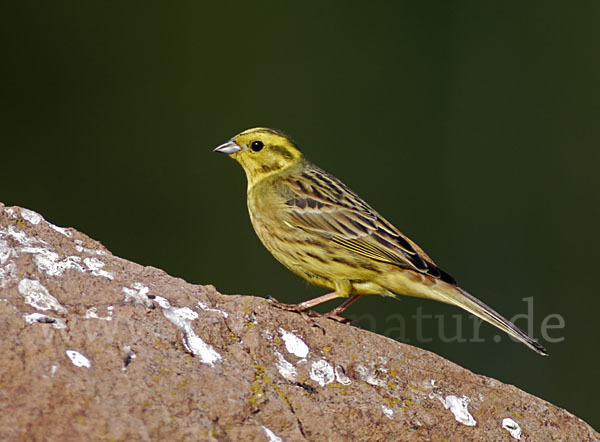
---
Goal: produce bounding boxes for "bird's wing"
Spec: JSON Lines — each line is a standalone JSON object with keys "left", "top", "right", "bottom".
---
{"left": 281, "top": 167, "right": 456, "bottom": 284}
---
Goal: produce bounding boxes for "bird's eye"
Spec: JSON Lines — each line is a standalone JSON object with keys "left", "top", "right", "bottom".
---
{"left": 250, "top": 141, "right": 264, "bottom": 152}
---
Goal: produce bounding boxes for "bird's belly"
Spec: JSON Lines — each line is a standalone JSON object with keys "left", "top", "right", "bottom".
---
{"left": 250, "top": 214, "right": 385, "bottom": 294}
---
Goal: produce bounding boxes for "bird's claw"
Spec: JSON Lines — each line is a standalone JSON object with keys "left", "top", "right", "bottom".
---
{"left": 323, "top": 313, "right": 353, "bottom": 324}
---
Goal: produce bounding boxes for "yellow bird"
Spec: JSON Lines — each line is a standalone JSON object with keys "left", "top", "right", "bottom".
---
{"left": 214, "top": 127, "right": 547, "bottom": 355}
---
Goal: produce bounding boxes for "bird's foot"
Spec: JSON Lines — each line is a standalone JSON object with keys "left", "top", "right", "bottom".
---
{"left": 266, "top": 296, "right": 352, "bottom": 324}
{"left": 265, "top": 296, "right": 308, "bottom": 312}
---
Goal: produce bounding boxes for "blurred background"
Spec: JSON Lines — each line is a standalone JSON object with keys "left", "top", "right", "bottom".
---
{"left": 2, "top": 1, "right": 598, "bottom": 429}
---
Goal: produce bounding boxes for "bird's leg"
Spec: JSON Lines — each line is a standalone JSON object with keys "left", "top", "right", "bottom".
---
{"left": 268, "top": 291, "right": 342, "bottom": 312}
{"left": 324, "top": 294, "right": 362, "bottom": 322}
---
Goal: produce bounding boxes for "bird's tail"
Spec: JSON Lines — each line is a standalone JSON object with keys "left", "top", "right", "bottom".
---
{"left": 431, "top": 284, "right": 548, "bottom": 356}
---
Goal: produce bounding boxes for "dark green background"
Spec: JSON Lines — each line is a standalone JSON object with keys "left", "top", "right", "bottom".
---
{"left": 2, "top": 2, "right": 598, "bottom": 430}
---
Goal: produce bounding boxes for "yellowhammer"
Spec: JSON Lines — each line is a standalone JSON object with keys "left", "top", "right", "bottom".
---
{"left": 214, "top": 127, "right": 547, "bottom": 355}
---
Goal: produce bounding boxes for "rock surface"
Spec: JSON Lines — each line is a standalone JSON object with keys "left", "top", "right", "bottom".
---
{"left": 0, "top": 202, "right": 597, "bottom": 441}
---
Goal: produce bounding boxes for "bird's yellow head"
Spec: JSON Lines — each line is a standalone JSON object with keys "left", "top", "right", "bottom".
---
{"left": 214, "top": 127, "right": 304, "bottom": 188}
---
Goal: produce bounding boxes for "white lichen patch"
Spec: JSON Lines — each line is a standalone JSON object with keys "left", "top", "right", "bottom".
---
{"left": 354, "top": 363, "right": 386, "bottom": 387}
{"left": 31, "top": 250, "right": 84, "bottom": 277}
{"left": 279, "top": 328, "right": 309, "bottom": 358}
{"left": 334, "top": 365, "right": 352, "bottom": 385}
{"left": 309, "top": 359, "right": 335, "bottom": 387}
{"left": 83, "top": 257, "right": 114, "bottom": 280}
{"left": 18, "top": 279, "right": 67, "bottom": 314}
{"left": 1, "top": 216, "right": 101, "bottom": 286}
{"left": 84, "top": 306, "right": 113, "bottom": 321}
{"left": 154, "top": 296, "right": 222, "bottom": 366}
{"left": 438, "top": 395, "right": 477, "bottom": 426}
{"left": 273, "top": 348, "right": 297, "bottom": 381}
{"left": 66, "top": 350, "right": 92, "bottom": 368}
{"left": 48, "top": 223, "right": 72, "bottom": 237}
{"left": 0, "top": 239, "right": 11, "bottom": 265}
{"left": 0, "top": 223, "right": 110, "bottom": 282}
{"left": 20, "top": 208, "right": 42, "bottom": 225}
{"left": 74, "top": 239, "right": 106, "bottom": 255}
{"left": 502, "top": 417, "right": 522, "bottom": 440}
{"left": 262, "top": 426, "right": 283, "bottom": 442}
{"left": 196, "top": 301, "right": 228, "bottom": 318}
{"left": 0, "top": 236, "right": 17, "bottom": 287}
{"left": 23, "top": 312, "right": 67, "bottom": 329}
{"left": 382, "top": 405, "right": 394, "bottom": 419}
{"left": 3, "top": 225, "right": 36, "bottom": 246}
{"left": 0, "top": 260, "right": 16, "bottom": 288}
{"left": 122, "top": 282, "right": 153, "bottom": 307}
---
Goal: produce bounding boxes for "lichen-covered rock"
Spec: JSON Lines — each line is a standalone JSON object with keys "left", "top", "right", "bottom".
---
{"left": 0, "top": 203, "right": 597, "bottom": 441}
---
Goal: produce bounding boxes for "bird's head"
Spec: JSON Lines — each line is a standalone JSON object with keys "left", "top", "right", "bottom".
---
{"left": 214, "top": 127, "right": 304, "bottom": 187}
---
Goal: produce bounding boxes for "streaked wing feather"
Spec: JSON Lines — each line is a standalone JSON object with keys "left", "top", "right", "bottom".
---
{"left": 282, "top": 167, "right": 457, "bottom": 284}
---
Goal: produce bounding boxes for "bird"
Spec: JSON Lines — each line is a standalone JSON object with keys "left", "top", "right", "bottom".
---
{"left": 214, "top": 127, "right": 547, "bottom": 355}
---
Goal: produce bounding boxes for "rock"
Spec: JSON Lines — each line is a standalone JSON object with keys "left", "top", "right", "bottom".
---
{"left": 0, "top": 202, "right": 597, "bottom": 441}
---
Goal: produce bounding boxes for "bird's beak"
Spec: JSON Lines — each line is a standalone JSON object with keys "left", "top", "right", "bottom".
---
{"left": 213, "top": 140, "right": 241, "bottom": 155}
